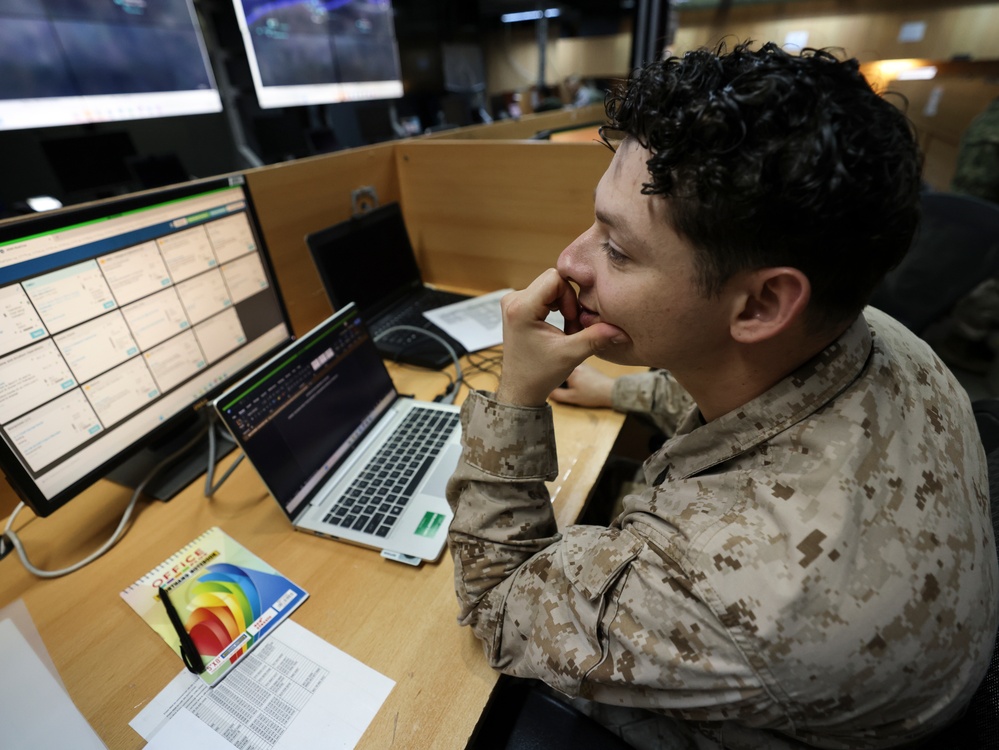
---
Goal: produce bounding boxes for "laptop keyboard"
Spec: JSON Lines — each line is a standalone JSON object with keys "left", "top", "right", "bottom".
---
{"left": 369, "top": 289, "right": 468, "bottom": 347}
{"left": 322, "top": 407, "right": 460, "bottom": 538}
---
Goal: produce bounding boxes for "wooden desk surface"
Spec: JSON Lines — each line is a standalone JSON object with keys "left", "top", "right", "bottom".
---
{"left": 0, "top": 356, "right": 642, "bottom": 750}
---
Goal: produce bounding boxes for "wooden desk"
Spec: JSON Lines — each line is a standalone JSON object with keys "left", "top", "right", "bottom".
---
{"left": 0, "top": 356, "right": 641, "bottom": 749}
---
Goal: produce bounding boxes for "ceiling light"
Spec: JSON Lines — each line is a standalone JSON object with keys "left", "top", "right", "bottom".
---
{"left": 500, "top": 8, "right": 561, "bottom": 23}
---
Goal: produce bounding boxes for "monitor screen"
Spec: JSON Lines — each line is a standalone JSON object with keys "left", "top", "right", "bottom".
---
{"left": 232, "top": 0, "right": 404, "bottom": 109}
{"left": 0, "top": 175, "right": 293, "bottom": 517}
{"left": 0, "top": 0, "right": 222, "bottom": 132}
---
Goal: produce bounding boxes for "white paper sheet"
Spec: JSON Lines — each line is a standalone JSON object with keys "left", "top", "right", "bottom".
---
{"left": 0, "top": 618, "right": 107, "bottom": 750}
{"left": 424, "top": 288, "right": 567, "bottom": 352}
{"left": 131, "top": 619, "right": 394, "bottom": 750}
{"left": 423, "top": 288, "right": 511, "bottom": 351}
{"left": 143, "top": 708, "right": 236, "bottom": 749}
{"left": 0, "top": 599, "right": 62, "bottom": 687}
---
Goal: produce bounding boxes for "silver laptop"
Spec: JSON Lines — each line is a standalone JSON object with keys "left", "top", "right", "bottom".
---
{"left": 212, "top": 303, "right": 461, "bottom": 563}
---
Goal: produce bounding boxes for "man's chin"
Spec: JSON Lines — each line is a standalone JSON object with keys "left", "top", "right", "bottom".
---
{"left": 596, "top": 348, "right": 639, "bottom": 367}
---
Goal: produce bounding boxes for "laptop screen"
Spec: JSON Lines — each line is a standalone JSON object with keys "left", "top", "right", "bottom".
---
{"left": 306, "top": 202, "right": 423, "bottom": 317}
{"left": 216, "top": 307, "right": 395, "bottom": 515}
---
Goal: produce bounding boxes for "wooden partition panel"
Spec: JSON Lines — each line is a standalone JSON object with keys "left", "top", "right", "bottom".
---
{"left": 245, "top": 143, "right": 399, "bottom": 335}
{"left": 394, "top": 140, "right": 613, "bottom": 292}
{"left": 419, "top": 103, "right": 606, "bottom": 141}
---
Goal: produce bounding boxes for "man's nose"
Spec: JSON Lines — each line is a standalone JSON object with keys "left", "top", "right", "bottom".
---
{"left": 556, "top": 230, "right": 590, "bottom": 283}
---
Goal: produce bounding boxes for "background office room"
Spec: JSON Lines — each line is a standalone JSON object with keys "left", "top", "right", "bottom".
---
{"left": 1, "top": 1, "right": 999, "bottom": 748}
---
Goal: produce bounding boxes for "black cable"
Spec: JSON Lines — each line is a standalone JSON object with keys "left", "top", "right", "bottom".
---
{"left": 374, "top": 325, "right": 463, "bottom": 404}
{"left": 465, "top": 346, "right": 504, "bottom": 389}
{"left": 3, "top": 423, "right": 210, "bottom": 578}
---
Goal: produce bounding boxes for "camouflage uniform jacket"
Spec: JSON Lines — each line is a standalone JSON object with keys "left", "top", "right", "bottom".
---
{"left": 446, "top": 308, "right": 999, "bottom": 749}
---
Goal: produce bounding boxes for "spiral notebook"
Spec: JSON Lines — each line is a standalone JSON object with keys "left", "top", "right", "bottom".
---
{"left": 120, "top": 527, "right": 308, "bottom": 686}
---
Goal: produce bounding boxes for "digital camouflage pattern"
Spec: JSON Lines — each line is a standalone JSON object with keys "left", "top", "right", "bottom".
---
{"left": 611, "top": 366, "right": 694, "bottom": 436}
{"left": 951, "top": 96, "right": 999, "bottom": 205}
{"left": 446, "top": 308, "right": 998, "bottom": 749}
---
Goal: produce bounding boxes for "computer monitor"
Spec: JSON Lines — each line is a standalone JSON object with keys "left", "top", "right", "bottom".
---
{"left": 231, "top": 0, "right": 404, "bottom": 109}
{"left": 41, "top": 131, "right": 138, "bottom": 199}
{"left": 0, "top": 0, "right": 222, "bottom": 131}
{"left": 0, "top": 175, "right": 293, "bottom": 517}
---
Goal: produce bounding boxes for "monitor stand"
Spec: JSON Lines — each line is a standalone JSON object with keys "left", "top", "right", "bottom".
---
{"left": 106, "top": 414, "right": 237, "bottom": 501}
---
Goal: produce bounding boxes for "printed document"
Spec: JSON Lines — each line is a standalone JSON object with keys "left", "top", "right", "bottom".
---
{"left": 131, "top": 619, "right": 394, "bottom": 750}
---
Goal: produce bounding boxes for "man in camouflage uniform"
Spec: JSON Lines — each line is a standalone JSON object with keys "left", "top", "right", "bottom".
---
{"left": 446, "top": 42, "right": 999, "bottom": 749}
{"left": 952, "top": 96, "right": 999, "bottom": 205}
{"left": 939, "top": 96, "right": 999, "bottom": 373}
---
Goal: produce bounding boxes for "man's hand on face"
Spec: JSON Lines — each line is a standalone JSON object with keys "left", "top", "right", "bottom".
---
{"left": 495, "top": 268, "right": 629, "bottom": 407}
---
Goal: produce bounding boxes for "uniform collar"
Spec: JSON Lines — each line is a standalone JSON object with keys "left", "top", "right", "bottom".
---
{"left": 645, "top": 314, "right": 874, "bottom": 483}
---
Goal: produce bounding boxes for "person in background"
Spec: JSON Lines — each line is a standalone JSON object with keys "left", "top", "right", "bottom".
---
{"left": 564, "top": 74, "right": 605, "bottom": 108}
{"left": 446, "top": 41, "right": 998, "bottom": 749}
{"left": 936, "top": 95, "right": 999, "bottom": 374}
{"left": 952, "top": 95, "right": 999, "bottom": 205}
{"left": 532, "top": 84, "right": 566, "bottom": 113}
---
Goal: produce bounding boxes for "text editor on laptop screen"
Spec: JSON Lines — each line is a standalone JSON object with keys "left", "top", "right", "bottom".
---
{"left": 218, "top": 311, "right": 395, "bottom": 513}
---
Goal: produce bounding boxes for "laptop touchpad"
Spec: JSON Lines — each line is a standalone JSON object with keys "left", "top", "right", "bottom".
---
{"left": 422, "top": 444, "right": 462, "bottom": 498}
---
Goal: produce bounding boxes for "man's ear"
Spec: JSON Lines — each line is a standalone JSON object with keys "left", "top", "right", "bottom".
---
{"left": 730, "top": 267, "right": 811, "bottom": 344}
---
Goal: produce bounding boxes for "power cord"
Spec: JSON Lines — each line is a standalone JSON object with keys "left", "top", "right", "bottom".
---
{"left": 1, "top": 422, "right": 211, "bottom": 578}
{"left": 466, "top": 346, "right": 504, "bottom": 388}
{"left": 374, "top": 325, "right": 463, "bottom": 404}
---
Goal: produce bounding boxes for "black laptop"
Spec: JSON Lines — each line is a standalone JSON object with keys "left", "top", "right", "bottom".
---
{"left": 305, "top": 202, "right": 470, "bottom": 369}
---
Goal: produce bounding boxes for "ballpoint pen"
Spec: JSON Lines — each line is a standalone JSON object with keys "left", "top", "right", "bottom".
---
{"left": 158, "top": 584, "right": 205, "bottom": 674}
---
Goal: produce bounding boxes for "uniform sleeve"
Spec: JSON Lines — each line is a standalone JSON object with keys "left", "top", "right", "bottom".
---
{"left": 445, "top": 390, "right": 767, "bottom": 714}
{"left": 612, "top": 369, "right": 696, "bottom": 435}
{"left": 950, "top": 140, "right": 999, "bottom": 205}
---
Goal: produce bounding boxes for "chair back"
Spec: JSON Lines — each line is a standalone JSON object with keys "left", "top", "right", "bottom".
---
{"left": 942, "top": 399, "right": 999, "bottom": 747}
{"left": 870, "top": 192, "right": 999, "bottom": 335}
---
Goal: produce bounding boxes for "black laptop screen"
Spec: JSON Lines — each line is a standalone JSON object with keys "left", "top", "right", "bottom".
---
{"left": 216, "top": 307, "right": 395, "bottom": 514}
{"left": 306, "top": 203, "right": 423, "bottom": 317}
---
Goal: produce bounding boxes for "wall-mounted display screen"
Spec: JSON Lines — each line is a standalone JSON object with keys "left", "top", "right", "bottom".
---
{"left": 232, "top": 0, "right": 404, "bottom": 109}
{"left": 0, "top": 0, "right": 222, "bottom": 132}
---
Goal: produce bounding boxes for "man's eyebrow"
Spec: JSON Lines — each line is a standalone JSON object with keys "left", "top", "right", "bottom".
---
{"left": 595, "top": 208, "right": 619, "bottom": 229}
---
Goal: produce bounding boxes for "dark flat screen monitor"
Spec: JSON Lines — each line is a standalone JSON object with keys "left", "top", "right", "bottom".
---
{"left": 0, "top": 175, "right": 293, "bottom": 516}
{"left": 0, "top": 0, "right": 222, "bottom": 131}
{"left": 41, "top": 131, "right": 138, "bottom": 197}
{"left": 232, "top": 0, "right": 404, "bottom": 109}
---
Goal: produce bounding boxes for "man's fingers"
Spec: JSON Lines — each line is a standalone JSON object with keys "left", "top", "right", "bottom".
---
{"left": 502, "top": 270, "right": 581, "bottom": 335}
{"left": 552, "top": 321, "right": 630, "bottom": 367}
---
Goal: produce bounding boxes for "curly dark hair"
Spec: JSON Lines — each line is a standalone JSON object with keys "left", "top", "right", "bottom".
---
{"left": 604, "top": 40, "right": 923, "bottom": 332}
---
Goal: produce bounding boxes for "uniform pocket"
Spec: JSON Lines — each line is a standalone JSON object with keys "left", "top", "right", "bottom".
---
{"left": 561, "top": 525, "right": 644, "bottom": 601}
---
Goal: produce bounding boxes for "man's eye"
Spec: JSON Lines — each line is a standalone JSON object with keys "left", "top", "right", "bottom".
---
{"left": 603, "top": 242, "right": 627, "bottom": 263}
